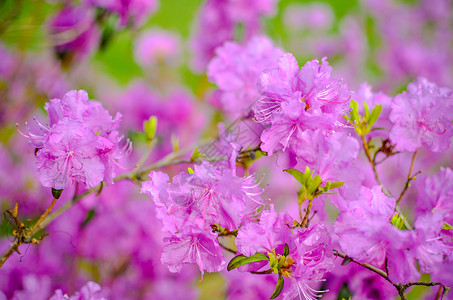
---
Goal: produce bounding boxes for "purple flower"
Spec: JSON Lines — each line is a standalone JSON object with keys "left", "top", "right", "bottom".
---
{"left": 134, "top": 29, "right": 181, "bottom": 67}
{"left": 50, "top": 281, "right": 106, "bottom": 300}
{"left": 190, "top": 0, "right": 279, "bottom": 72}
{"left": 86, "top": 0, "right": 159, "bottom": 27}
{"left": 35, "top": 119, "right": 105, "bottom": 189}
{"left": 48, "top": 5, "right": 99, "bottom": 61}
{"left": 207, "top": 36, "right": 284, "bottom": 117}
{"left": 415, "top": 167, "right": 453, "bottom": 221}
{"left": 142, "top": 161, "right": 265, "bottom": 233}
{"left": 253, "top": 53, "right": 351, "bottom": 154}
{"left": 389, "top": 77, "right": 453, "bottom": 152}
{"left": 20, "top": 90, "right": 129, "bottom": 189}
{"left": 235, "top": 205, "right": 292, "bottom": 256}
{"left": 161, "top": 226, "right": 226, "bottom": 280}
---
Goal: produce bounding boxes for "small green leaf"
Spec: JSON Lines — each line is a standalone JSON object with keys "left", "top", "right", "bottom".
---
{"left": 297, "top": 185, "right": 307, "bottom": 204}
{"left": 191, "top": 147, "right": 205, "bottom": 162}
{"left": 143, "top": 116, "right": 158, "bottom": 142}
{"left": 308, "top": 175, "right": 322, "bottom": 195}
{"left": 81, "top": 209, "right": 96, "bottom": 228}
{"left": 369, "top": 104, "right": 383, "bottom": 127}
{"left": 270, "top": 273, "right": 285, "bottom": 299}
{"left": 329, "top": 181, "right": 344, "bottom": 189}
{"left": 51, "top": 188, "right": 63, "bottom": 199}
{"left": 283, "top": 244, "right": 289, "bottom": 257}
{"left": 227, "top": 253, "right": 269, "bottom": 271}
{"left": 443, "top": 222, "right": 453, "bottom": 230}
{"left": 284, "top": 168, "right": 306, "bottom": 185}
{"left": 391, "top": 213, "right": 406, "bottom": 230}
{"left": 363, "top": 102, "right": 370, "bottom": 120}
{"left": 350, "top": 100, "right": 359, "bottom": 123}
{"left": 188, "top": 167, "right": 194, "bottom": 175}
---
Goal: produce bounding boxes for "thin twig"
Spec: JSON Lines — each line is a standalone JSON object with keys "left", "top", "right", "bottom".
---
{"left": 396, "top": 151, "right": 420, "bottom": 206}
{"left": 334, "top": 249, "right": 446, "bottom": 300}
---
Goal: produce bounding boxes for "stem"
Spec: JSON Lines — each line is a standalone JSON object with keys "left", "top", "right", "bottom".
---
{"left": 396, "top": 151, "right": 420, "bottom": 206}
{"left": 361, "top": 135, "right": 382, "bottom": 186}
{"left": 334, "top": 250, "right": 446, "bottom": 300}
{"left": 131, "top": 139, "right": 157, "bottom": 174}
{"left": 360, "top": 135, "right": 414, "bottom": 229}
{"left": 0, "top": 242, "right": 20, "bottom": 269}
{"left": 29, "top": 198, "right": 58, "bottom": 235}
{"left": 301, "top": 199, "right": 313, "bottom": 228}
{"left": 334, "top": 250, "right": 389, "bottom": 281}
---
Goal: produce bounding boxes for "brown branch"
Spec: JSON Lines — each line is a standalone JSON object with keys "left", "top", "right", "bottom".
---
{"left": 334, "top": 250, "right": 447, "bottom": 300}
{"left": 396, "top": 151, "right": 420, "bottom": 206}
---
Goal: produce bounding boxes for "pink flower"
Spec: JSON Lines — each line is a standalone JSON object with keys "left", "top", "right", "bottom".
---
{"left": 134, "top": 29, "right": 181, "bottom": 67}
{"left": 161, "top": 227, "right": 226, "bottom": 279}
{"left": 208, "top": 36, "right": 284, "bottom": 117}
{"left": 21, "top": 90, "right": 129, "bottom": 189}
{"left": 253, "top": 53, "right": 351, "bottom": 154}
{"left": 389, "top": 77, "right": 453, "bottom": 152}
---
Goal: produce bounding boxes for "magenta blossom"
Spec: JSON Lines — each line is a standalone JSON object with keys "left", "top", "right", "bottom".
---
{"left": 141, "top": 161, "right": 266, "bottom": 232}
{"left": 389, "top": 77, "right": 453, "bottom": 152}
{"left": 134, "top": 29, "right": 181, "bottom": 67}
{"left": 253, "top": 53, "right": 351, "bottom": 154}
{"left": 161, "top": 226, "right": 226, "bottom": 280}
{"left": 208, "top": 36, "right": 284, "bottom": 117}
{"left": 50, "top": 281, "right": 106, "bottom": 300}
{"left": 20, "top": 90, "right": 130, "bottom": 189}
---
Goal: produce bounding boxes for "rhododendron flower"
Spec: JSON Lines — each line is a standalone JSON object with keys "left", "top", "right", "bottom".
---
{"left": 20, "top": 90, "right": 130, "bottom": 189}
{"left": 253, "top": 53, "right": 351, "bottom": 154}
{"left": 161, "top": 227, "right": 226, "bottom": 279}
{"left": 50, "top": 281, "right": 106, "bottom": 300}
{"left": 208, "top": 36, "right": 284, "bottom": 117}
{"left": 235, "top": 205, "right": 292, "bottom": 256}
{"left": 86, "top": 0, "right": 159, "bottom": 27}
{"left": 142, "top": 161, "right": 265, "bottom": 232}
{"left": 48, "top": 5, "right": 99, "bottom": 61}
{"left": 191, "top": 0, "right": 279, "bottom": 71}
{"left": 389, "top": 77, "right": 453, "bottom": 152}
{"left": 134, "top": 29, "right": 181, "bottom": 67}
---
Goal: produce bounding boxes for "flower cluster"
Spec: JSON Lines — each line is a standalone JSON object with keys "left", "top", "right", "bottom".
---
{"left": 20, "top": 90, "right": 130, "bottom": 190}
{"left": 252, "top": 54, "right": 351, "bottom": 154}
{"left": 141, "top": 162, "right": 265, "bottom": 278}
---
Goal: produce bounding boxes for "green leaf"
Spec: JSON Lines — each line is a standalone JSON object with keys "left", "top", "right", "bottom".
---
{"left": 297, "top": 185, "right": 307, "bottom": 204}
{"left": 363, "top": 102, "right": 370, "bottom": 120}
{"left": 329, "top": 181, "right": 344, "bottom": 189}
{"left": 227, "top": 253, "right": 269, "bottom": 271}
{"left": 442, "top": 222, "right": 453, "bottom": 230}
{"left": 350, "top": 100, "right": 359, "bottom": 123}
{"left": 270, "top": 273, "right": 285, "bottom": 299}
{"left": 81, "top": 209, "right": 96, "bottom": 228}
{"left": 391, "top": 213, "right": 406, "bottom": 230}
{"left": 283, "top": 244, "right": 289, "bottom": 256}
{"left": 369, "top": 104, "right": 383, "bottom": 127}
{"left": 307, "top": 174, "right": 322, "bottom": 195}
{"left": 143, "top": 116, "right": 158, "bottom": 142}
{"left": 284, "top": 168, "right": 306, "bottom": 185}
{"left": 190, "top": 147, "right": 205, "bottom": 162}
